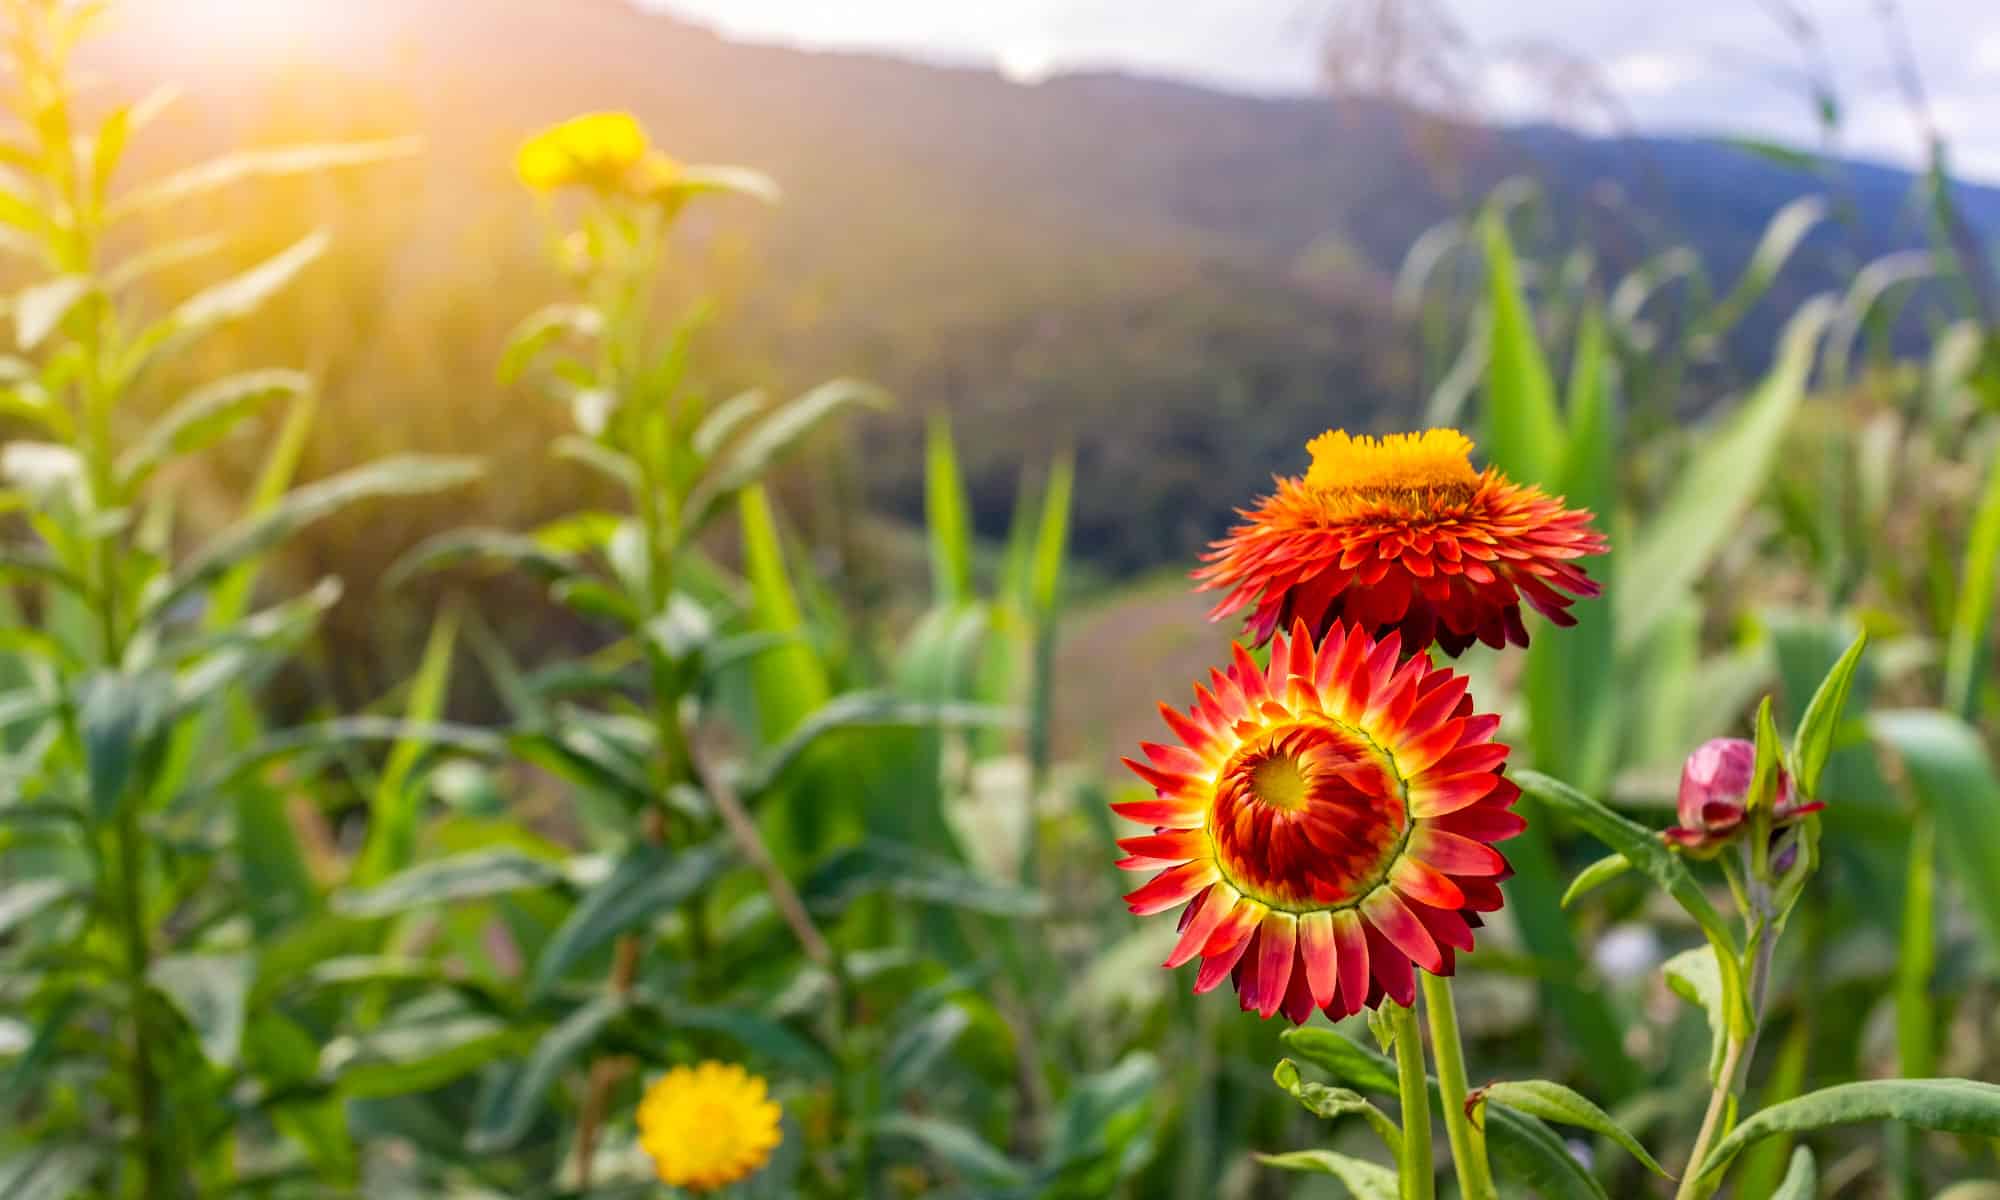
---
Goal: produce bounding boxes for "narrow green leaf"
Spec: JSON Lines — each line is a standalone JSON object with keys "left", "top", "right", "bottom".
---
{"left": 167, "top": 230, "right": 328, "bottom": 332}
{"left": 14, "top": 276, "right": 90, "bottom": 350}
{"left": 1699, "top": 1080, "right": 2000, "bottom": 1180}
{"left": 320, "top": 1015, "right": 528, "bottom": 1099}
{"left": 353, "top": 602, "right": 461, "bottom": 886}
{"left": 1769, "top": 1147, "right": 1817, "bottom": 1200}
{"left": 738, "top": 484, "right": 830, "bottom": 743}
{"left": 1480, "top": 209, "right": 1565, "bottom": 485}
{"left": 496, "top": 303, "right": 600, "bottom": 385}
{"left": 116, "top": 369, "right": 310, "bottom": 489}
{"left": 1561, "top": 852, "right": 1631, "bottom": 909}
{"left": 671, "top": 164, "right": 782, "bottom": 205}
{"left": 875, "top": 1115, "right": 1030, "bottom": 1189}
{"left": 79, "top": 671, "right": 167, "bottom": 820}
{"left": 684, "top": 380, "right": 888, "bottom": 534}
{"left": 529, "top": 842, "right": 731, "bottom": 998}
{"left": 1029, "top": 454, "right": 1074, "bottom": 618}
{"left": 107, "top": 137, "right": 420, "bottom": 218}
{"left": 739, "top": 691, "right": 1014, "bottom": 797}
{"left": 1697, "top": 196, "right": 1829, "bottom": 340}
{"left": 802, "top": 840, "right": 1043, "bottom": 920}
{"left": 149, "top": 952, "right": 250, "bottom": 1070}
{"left": 1472, "top": 1080, "right": 1670, "bottom": 1177}
{"left": 333, "top": 850, "right": 566, "bottom": 919}
{"left": 883, "top": 1003, "right": 970, "bottom": 1094}
{"left": 924, "top": 414, "right": 973, "bottom": 607}
{"left": 665, "top": 1006, "right": 834, "bottom": 1078}
{"left": 0, "top": 879, "right": 74, "bottom": 937}
{"left": 469, "top": 996, "right": 622, "bottom": 1152}
{"left": 1279, "top": 1028, "right": 1399, "bottom": 1095}
{"left": 1870, "top": 710, "right": 2000, "bottom": 957}
{"left": 691, "top": 389, "right": 766, "bottom": 459}
{"left": 0, "top": 1146, "right": 100, "bottom": 1200}
{"left": 1617, "top": 298, "right": 1834, "bottom": 649}
{"left": 1253, "top": 1150, "right": 1397, "bottom": 1198}
{"left": 1790, "top": 628, "right": 1867, "bottom": 796}
{"left": 1945, "top": 439, "right": 2000, "bottom": 718}
{"left": 384, "top": 528, "right": 576, "bottom": 589}
{"left": 1747, "top": 696, "right": 1782, "bottom": 815}
{"left": 150, "top": 455, "right": 481, "bottom": 619}
{"left": 1273, "top": 1059, "right": 1400, "bottom": 1154}
{"left": 1664, "top": 946, "right": 1728, "bottom": 1082}
{"left": 1515, "top": 770, "right": 1749, "bottom": 1036}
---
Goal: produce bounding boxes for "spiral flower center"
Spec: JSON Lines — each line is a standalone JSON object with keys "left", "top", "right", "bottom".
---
{"left": 1210, "top": 721, "right": 1409, "bottom": 910}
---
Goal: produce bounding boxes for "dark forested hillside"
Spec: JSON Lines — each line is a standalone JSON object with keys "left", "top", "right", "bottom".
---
{"left": 88, "top": 0, "right": 2000, "bottom": 573}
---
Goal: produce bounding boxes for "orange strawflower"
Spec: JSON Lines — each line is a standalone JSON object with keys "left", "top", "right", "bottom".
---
{"left": 1196, "top": 428, "right": 1606, "bottom": 655}
{"left": 1117, "top": 619, "right": 1521, "bottom": 1021}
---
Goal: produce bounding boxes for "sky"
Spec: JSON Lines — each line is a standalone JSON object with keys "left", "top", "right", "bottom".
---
{"left": 646, "top": 0, "right": 2000, "bottom": 183}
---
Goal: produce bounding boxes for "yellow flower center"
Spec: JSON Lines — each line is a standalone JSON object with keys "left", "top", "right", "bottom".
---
{"left": 1304, "top": 428, "right": 1479, "bottom": 496}
{"left": 1251, "top": 754, "right": 1312, "bottom": 812}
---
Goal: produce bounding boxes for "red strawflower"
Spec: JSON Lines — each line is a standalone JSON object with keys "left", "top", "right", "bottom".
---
{"left": 1662, "top": 737, "right": 1825, "bottom": 857}
{"left": 1195, "top": 428, "right": 1607, "bottom": 655}
{"left": 1116, "top": 619, "right": 1522, "bottom": 1022}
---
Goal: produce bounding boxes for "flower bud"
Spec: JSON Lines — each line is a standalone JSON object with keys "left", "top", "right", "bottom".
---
{"left": 1662, "top": 738, "right": 1823, "bottom": 857}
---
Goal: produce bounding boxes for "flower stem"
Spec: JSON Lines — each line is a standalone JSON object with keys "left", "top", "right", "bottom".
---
{"left": 1675, "top": 924, "right": 1777, "bottom": 1199}
{"left": 1421, "top": 973, "right": 1497, "bottom": 1200}
{"left": 1389, "top": 1000, "right": 1435, "bottom": 1200}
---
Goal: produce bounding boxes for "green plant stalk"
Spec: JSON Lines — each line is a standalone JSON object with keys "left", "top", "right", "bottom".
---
{"left": 1389, "top": 1000, "right": 1435, "bottom": 1200}
{"left": 1888, "top": 811, "right": 1937, "bottom": 1198}
{"left": 1421, "top": 973, "right": 1496, "bottom": 1200}
{"left": 1676, "top": 922, "right": 1776, "bottom": 1200}
{"left": 113, "top": 803, "right": 169, "bottom": 1200}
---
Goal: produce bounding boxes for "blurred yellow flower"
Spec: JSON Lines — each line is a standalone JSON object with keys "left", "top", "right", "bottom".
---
{"left": 632, "top": 150, "right": 684, "bottom": 202}
{"left": 515, "top": 111, "right": 648, "bottom": 192}
{"left": 636, "top": 1061, "right": 782, "bottom": 1193}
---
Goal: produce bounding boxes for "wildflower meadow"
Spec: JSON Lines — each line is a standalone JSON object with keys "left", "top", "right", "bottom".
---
{"left": 3, "top": 1, "right": 2000, "bottom": 1197}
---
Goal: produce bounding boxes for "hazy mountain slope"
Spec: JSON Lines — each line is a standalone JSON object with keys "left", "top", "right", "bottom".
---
{"left": 83, "top": 0, "right": 2000, "bottom": 573}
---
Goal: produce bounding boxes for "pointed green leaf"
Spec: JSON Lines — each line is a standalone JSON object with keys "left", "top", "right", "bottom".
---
{"left": 14, "top": 276, "right": 90, "bottom": 350}
{"left": 924, "top": 415, "right": 973, "bottom": 607}
{"left": 333, "top": 850, "right": 566, "bottom": 919}
{"left": 1664, "top": 946, "right": 1729, "bottom": 1081}
{"left": 469, "top": 996, "right": 622, "bottom": 1152}
{"left": 1480, "top": 209, "right": 1564, "bottom": 485}
{"left": 149, "top": 952, "right": 250, "bottom": 1070}
{"left": 108, "top": 137, "right": 420, "bottom": 218}
{"left": 1254, "top": 1151, "right": 1398, "bottom": 1199}
{"left": 684, "top": 380, "right": 888, "bottom": 534}
{"left": 875, "top": 1115, "right": 1030, "bottom": 1189}
{"left": 1561, "top": 852, "right": 1632, "bottom": 908}
{"left": 1699, "top": 1080, "right": 2000, "bottom": 1181}
{"left": 1945, "top": 440, "right": 2000, "bottom": 718}
{"left": 353, "top": 602, "right": 462, "bottom": 885}
{"left": 116, "top": 369, "right": 310, "bottom": 489}
{"left": 529, "top": 841, "right": 731, "bottom": 999}
{"left": 1273, "top": 1059, "right": 1401, "bottom": 1153}
{"left": 1472, "top": 1080, "right": 1670, "bottom": 1177}
{"left": 1870, "top": 710, "right": 2000, "bottom": 958}
{"left": 1790, "top": 629, "right": 1867, "bottom": 796}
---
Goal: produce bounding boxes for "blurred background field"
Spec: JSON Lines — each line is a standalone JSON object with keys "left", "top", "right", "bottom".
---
{"left": 4, "top": 0, "right": 2000, "bottom": 1196}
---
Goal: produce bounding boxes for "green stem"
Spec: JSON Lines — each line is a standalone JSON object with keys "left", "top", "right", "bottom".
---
{"left": 1421, "top": 973, "right": 1497, "bottom": 1200}
{"left": 114, "top": 805, "right": 167, "bottom": 1199}
{"left": 1389, "top": 1000, "right": 1434, "bottom": 1200}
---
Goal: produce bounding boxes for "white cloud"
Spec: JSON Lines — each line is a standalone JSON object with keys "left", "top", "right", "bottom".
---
{"left": 1606, "top": 50, "right": 1700, "bottom": 97}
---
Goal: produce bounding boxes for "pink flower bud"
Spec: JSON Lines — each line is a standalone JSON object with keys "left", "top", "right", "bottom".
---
{"left": 1663, "top": 737, "right": 1820, "bottom": 857}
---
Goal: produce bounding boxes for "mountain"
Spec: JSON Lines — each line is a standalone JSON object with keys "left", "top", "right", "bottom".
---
{"left": 82, "top": 0, "right": 2000, "bottom": 576}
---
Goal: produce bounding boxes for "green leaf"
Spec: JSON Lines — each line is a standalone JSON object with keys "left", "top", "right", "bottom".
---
{"left": 0, "top": 1146, "right": 101, "bottom": 1200}
{"left": 1664, "top": 946, "right": 1729, "bottom": 1082}
{"left": 884, "top": 1002, "right": 970, "bottom": 1094}
{"left": 1617, "top": 297, "right": 1833, "bottom": 649}
{"left": 353, "top": 602, "right": 462, "bottom": 886}
{"left": 1273, "top": 1059, "right": 1401, "bottom": 1153}
{"left": 664, "top": 1006, "right": 835, "bottom": 1078}
{"left": 1698, "top": 1080, "right": 2000, "bottom": 1180}
{"left": 1870, "top": 710, "right": 2000, "bottom": 958}
{"left": 149, "top": 952, "right": 250, "bottom": 1070}
{"left": 384, "top": 529, "right": 577, "bottom": 590}
{"left": 209, "top": 717, "right": 506, "bottom": 789}
{"left": 116, "top": 369, "right": 310, "bottom": 489}
{"left": 692, "top": 389, "right": 766, "bottom": 458}
{"left": 1029, "top": 454, "right": 1073, "bottom": 619}
{"left": 166, "top": 230, "right": 328, "bottom": 333}
{"left": 1747, "top": 696, "right": 1782, "bottom": 815}
{"left": 469, "top": 996, "right": 622, "bottom": 1152}
{"left": 1560, "top": 852, "right": 1631, "bottom": 908}
{"left": 1471, "top": 1080, "right": 1670, "bottom": 1178}
{"left": 1278, "top": 1031, "right": 1606, "bottom": 1198}
{"left": 875, "top": 1114, "right": 1031, "bottom": 1189}
{"left": 107, "top": 137, "right": 420, "bottom": 218}
{"left": 333, "top": 850, "right": 566, "bottom": 919}
{"left": 671, "top": 164, "right": 782, "bottom": 205}
{"left": 738, "top": 691, "right": 1015, "bottom": 798}
{"left": 0, "top": 879, "right": 74, "bottom": 937}
{"left": 14, "top": 276, "right": 91, "bottom": 350}
{"left": 1697, "top": 196, "right": 1829, "bottom": 340}
{"left": 802, "top": 840, "right": 1044, "bottom": 920}
{"left": 1769, "top": 1146, "right": 1817, "bottom": 1200}
{"left": 79, "top": 671, "right": 167, "bottom": 820}
{"left": 151, "top": 455, "right": 481, "bottom": 619}
{"left": 1480, "top": 209, "right": 1565, "bottom": 485}
{"left": 1515, "top": 770, "right": 1749, "bottom": 1036}
{"left": 496, "top": 303, "right": 600, "bottom": 385}
{"left": 684, "top": 380, "right": 889, "bottom": 534}
{"left": 1789, "top": 628, "right": 1866, "bottom": 797}
{"left": 529, "top": 841, "right": 731, "bottom": 998}
{"left": 1945, "top": 439, "right": 2000, "bottom": 718}
{"left": 321, "top": 1014, "right": 527, "bottom": 1099}
{"left": 924, "top": 415, "right": 974, "bottom": 606}
{"left": 1253, "top": 1150, "right": 1397, "bottom": 1199}
{"left": 737, "top": 484, "right": 830, "bottom": 744}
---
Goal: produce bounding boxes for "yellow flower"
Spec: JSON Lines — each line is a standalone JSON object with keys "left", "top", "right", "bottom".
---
{"left": 636, "top": 1061, "right": 783, "bottom": 1193}
{"left": 515, "top": 111, "right": 648, "bottom": 192}
{"left": 632, "top": 150, "right": 684, "bottom": 201}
